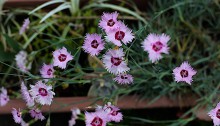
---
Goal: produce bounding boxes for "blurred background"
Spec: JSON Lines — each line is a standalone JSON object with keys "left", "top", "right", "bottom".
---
{"left": 1, "top": 0, "right": 220, "bottom": 125}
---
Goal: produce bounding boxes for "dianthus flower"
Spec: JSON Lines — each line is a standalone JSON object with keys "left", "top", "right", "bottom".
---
{"left": 40, "top": 64, "right": 55, "bottom": 81}
{"left": 53, "top": 47, "right": 73, "bottom": 69}
{"left": 29, "top": 81, "right": 55, "bottom": 105}
{"left": 21, "top": 82, "right": 35, "bottom": 107}
{"left": 29, "top": 108, "right": 45, "bottom": 121}
{"left": 85, "top": 110, "right": 108, "bottom": 126}
{"left": 69, "top": 108, "right": 81, "bottom": 126}
{"left": 15, "top": 51, "right": 31, "bottom": 72}
{"left": 103, "top": 48, "right": 130, "bottom": 75}
{"left": 82, "top": 33, "right": 105, "bottom": 56}
{"left": 105, "top": 21, "right": 134, "bottom": 46}
{"left": 12, "top": 108, "right": 22, "bottom": 124}
{"left": 19, "top": 18, "right": 30, "bottom": 35}
{"left": 99, "top": 12, "right": 119, "bottom": 32}
{"left": 0, "top": 87, "right": 9, "bottom": 106}
{"left": 142, "top": 33, "right": 170, "bottom": 63}
{"left": 208, "top": 102, "right": 220, "bottom": 126}
{"left": 113, "top": 73, "right": 133, "bottom": 85}
{"left": 173, "top": 61, "right": 197, "bottom": 85}
{"left": 97, "top": 102, "right": 123, "bottom": 122}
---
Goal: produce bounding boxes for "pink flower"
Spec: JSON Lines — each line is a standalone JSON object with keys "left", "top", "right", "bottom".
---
{"left": 29, "top": 81, "right": 55, "bottom": 105}
{"left": 12, "top": 108, "right": 22, "bottom": 124}
{"left": 113, "top": 74, "right": 133, "bottom": 85}
{"left": 105, "top": 21, "right": 134, "bottom": 46}
{"left": 82, "top": 33, "right": 105, "bottom": 56}
{"left": 21, "top": 120, "right": 29, "bottom": 126}
{"left": 0, "top": 87, "right": 9, "bottom": 106}
{"left": 103, "top": 48, "right": 130, "bottom": 75}
{"left": 142, "top": 33, "right": 170, "bottom": 63}
{"left": 85, "top": 111, "right": 108, "bottom": 126}
{"left": 208, "top": 102, "right": 220, "bottom": 126}
{"left": 97, "top": 102, "right": 123, "bottom": 122}
{"left": 40, "top": 64, "right": 55, "bottom": 81}
{"left": 99, "top": 12, "right": 119, "bottom": 32}
{"left": 19, "top": 18, "right": 30, "bottom": 35}
{"left": 173, "top": 61, "right": 197, "bottom": 85}
{"left": 15, "top": 51, "right": 31, "bottom": 72}
{"left": 29, "top": 108, "right": 45, "bottom": 121}
{"left": 53, "top": 47, "right": 73, "bottom": 69}
{"left": 71, "top": 108, "right": 81, "bottom": 118}
{"left": 69, "top": 108, "right": 81, "bottom": 126}
{"left": 69, "top": 118, "right": 76, "bottom": 126}
{"left": 21, "top": 82, "right": 35, "bottom": 107}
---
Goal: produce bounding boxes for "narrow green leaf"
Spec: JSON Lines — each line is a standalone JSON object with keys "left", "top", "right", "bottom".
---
{"left": 23, "top": 21, "right": 56, "bottom": 49}
{"left": 45, "top": 116, "right": 50, "bottom": 126}
{"left": 40, "top": 3, "right": 71, "bottom": 23}
{"left": 3, "top": 34, "right": 20, "bottom": 52}
{"left": 29, "top": 0, "right": 64, "bottom": 15}
{"left": 82, "top": 3, "right": 148, "bottom": 24}
{"left": 70, "top": 0, "right": 79, "bottom": 15}
{"left": 0, "top": 44, "right": 15, "bottom": 62}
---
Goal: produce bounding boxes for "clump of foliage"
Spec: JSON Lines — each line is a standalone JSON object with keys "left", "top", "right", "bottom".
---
{"left": 0, "top": 0, "right": 220, "bottom": 125}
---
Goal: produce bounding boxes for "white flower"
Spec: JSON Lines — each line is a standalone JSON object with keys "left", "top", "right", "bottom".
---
{"left": 29, "top": 81, "right": 55, "bottom": 105}
{"left": 15, "top": 51, "right": 31, "bottom": 72}
{"left": 103, "top": 48, "right": 130, "bottom": 75}
{"left": 21, "top": 82, "right": 35, "bottom": 107}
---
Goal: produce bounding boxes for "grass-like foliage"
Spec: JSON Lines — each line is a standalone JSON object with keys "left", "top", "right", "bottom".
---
{"left": 0, "top": 0, "right": 219, "bottom": 125}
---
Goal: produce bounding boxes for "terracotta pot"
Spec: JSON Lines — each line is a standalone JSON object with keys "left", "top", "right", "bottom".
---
{"left": 4, "top": 0, "right": 49, "bottom": 8}
{"left": 4, "top": 0, "right": 150, "bottom": 11}
{"left": 0, "top": 94, "right": 211, "bottom": 121}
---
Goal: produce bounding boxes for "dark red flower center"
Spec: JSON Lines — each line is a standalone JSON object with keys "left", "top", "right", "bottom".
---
{"left": 47, "top": 69, "right": 53, "bottom": 75}
{"left": 58, "top": 54, "right": 67, "bottom": 62}
{"left": 111, "top": 57, "right": 122, "bottom": 66}
{"left": 152, "top": 41, "right": 163, "bottom": 52}
{"left": 33, "top": 109, "right": 41, "bottom": 114}
{"left": 180, "top": 69, "right": 188, "bottom": 78}
{"left": 111, "top": 111, "right": 118, "bottom": 116}
{"left": 91, "top": 117, "right": 103, "bottom": 126}
{"left": 107, "top": 19, "right": 115, "bottom": 27}
{"left": 115, "top": 31, "right": 125, "bottom": 41}
{"left": 104, "top": 106, "right": 113, "bottom": 112}
{"left": 17, "top": 112, "right": 21, "bottom": 117}
{"left": 121, "top": 75, "right": 127, "bottom": 79}
{"left": 38, "top": 88, "right": 48, "bottom": 96}
{"left": 216, "top": 109, "right": 220, "bottom": 119}
{"left": 91, "top": 40, "right": 99, "bottom": 49}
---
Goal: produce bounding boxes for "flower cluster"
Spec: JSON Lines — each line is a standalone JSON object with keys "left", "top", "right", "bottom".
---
{"left": 12, "top": 46, "right": 73, "bottom": 125}
{"left": 82, "top": 11, "right": 199, "bottom": 86}
{"left": 8, "top": 10, "right": 203, "bottom": 126}
{"left": 141, "top": 34, "right": 198, "bottom": 85}
{"left": 14, "top": 81, "right": 54, "bottom": 124}
{"left": 82, "top": 11, "right": 134, "bottom": 85}
{"left": 85, "top": 102, "right": 123, "bottom": 126}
